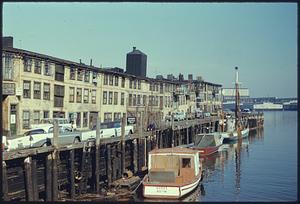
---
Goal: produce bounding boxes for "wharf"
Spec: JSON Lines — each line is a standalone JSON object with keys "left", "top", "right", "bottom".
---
{"left": 2, "top": 114, "right": 264, "bottom": 201}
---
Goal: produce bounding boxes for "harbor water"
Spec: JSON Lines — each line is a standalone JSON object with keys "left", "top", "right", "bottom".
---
{"left": 134, "top": 111, "right": 297, "bottom": 202}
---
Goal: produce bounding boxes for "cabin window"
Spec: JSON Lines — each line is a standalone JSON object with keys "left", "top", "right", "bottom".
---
{"left": 182, "top": 158, "right": 191, "bottom": 168}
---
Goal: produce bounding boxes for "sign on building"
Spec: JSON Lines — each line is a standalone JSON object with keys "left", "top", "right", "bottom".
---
{"left": 127, "top": 116, "right": 136, "bottom": 125}
{"left": 2, "top": 83, "right": 15, "bottom": 95}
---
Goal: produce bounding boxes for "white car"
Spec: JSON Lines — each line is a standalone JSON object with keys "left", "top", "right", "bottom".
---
{"left": 31, "top": 118, "right": 73, "bottom": 130}
{"left": 174, "top": 112, "right": 186, "bottom": 121}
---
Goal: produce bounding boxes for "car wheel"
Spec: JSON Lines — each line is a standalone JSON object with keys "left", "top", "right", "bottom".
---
{"left": 74, "top": 137, "right": 80, "bottom": 143}
{"left": 42, "top": 142, "right": 49, "bottom": 147}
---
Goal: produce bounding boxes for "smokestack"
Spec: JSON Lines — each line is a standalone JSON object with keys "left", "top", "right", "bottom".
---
{"left": 133, "top": 46, "right": 136, "bottom": 51}
{"left": 90, "top": 59, "right": 93, "bottom": 66}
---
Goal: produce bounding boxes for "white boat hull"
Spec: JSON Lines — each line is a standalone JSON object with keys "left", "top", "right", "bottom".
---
{"left": 221, "top": 128, "right": 249, "bottom": 142}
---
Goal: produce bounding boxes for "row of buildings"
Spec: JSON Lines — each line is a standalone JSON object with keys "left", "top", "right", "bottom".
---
{"left": 2, "top": 37, "right": 222, "bottom": 136}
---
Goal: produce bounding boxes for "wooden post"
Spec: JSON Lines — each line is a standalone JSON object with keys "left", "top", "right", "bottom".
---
{"left": 111, "top": 145, "right": 117, "bottom": 181}
{"left": 121, "top": 115, "right": 126, "bottom": 175}
{"left": 186, "top": 126, "right": 189, "bottom": 145}
{"left": 95, "top": 116, "right": 101, "bottom": 194}
{"left": 69, "top": 150, "right": 75, "bottom": 199}
{"left": 2, "top": 161, "right": 9, "bottom": 201}
{"left": 45, "top": 154, "right": 52, "bottom": 201}
{"left": 106, "top": 144, "right": 112, "bottom": 187}
{"left": 133, "top": 139, "right": 138, "bottom": 173}
{"left": 171, "top": 114, "right": 174, "bottom": 147}
{"left": 52, "top": 119, "right": 59, "bottom": 201}
{"left": 31, "top": 159, "right": 38, "bottom": 200}
{"left": 24, "top": 157, "right": 34, "bottom": 201}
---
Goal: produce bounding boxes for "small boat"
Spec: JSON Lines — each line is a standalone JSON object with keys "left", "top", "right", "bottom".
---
{"left": 192, "top": 133, "right": 223, "bottom": 156}
{"left": 142, "top": 147, "right": 203, "bottom": 199}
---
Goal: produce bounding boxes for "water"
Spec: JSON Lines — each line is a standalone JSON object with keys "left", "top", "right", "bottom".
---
{"left": 134, "top": 111, "right": 297, "bottom": 202}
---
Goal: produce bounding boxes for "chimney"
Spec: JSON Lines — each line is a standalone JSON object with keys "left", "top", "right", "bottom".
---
{"left": 133, "top": 46, "right": 136, "bottom": 51}
{"left": 3, "top": 36, "right": 13, "bottom": 48}
{"left": 90, "top": 59, "right": 93, "bottom": 66}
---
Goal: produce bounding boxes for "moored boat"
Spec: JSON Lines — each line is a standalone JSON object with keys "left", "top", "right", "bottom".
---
{"left": 192, "top": 133, "right": 223, "bottom": 156}
{"left": 142, "top": 147, "right": 203, "bottom": 199}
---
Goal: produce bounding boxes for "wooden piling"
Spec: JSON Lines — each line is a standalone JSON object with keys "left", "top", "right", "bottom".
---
{"left": 2, "top": 161, "right": 9, "bottom": 201}
{"left": 31, "top": 159, "right": 39, "bottom": 200}
{"left": 121, "top": 115, "right": 126, "bottom": 175}
{"left": 133, "top": 139, "right": 138, "bottom": 173}
{"left": 45, "top": 154, "right": 52, "bottom": 201}
{"left": 69, "top": 150, "right": 75, "bottom": 199}
{"left": 111, "top": 145, "right": 117, "bottom": 181}
{"left": 106, "top": 144, "right": 112, "bottom": 186}
{"left": 186, "top": 127, "right": 189, "bottom": 144}
{"left": 24, "top": 157, "right": 33, "bottom": 201}
{"left": 52, "top": 119, "right": 59, "bottom": 201}
{"left": 95, "top": 116, "right": 101, "bottom": 194}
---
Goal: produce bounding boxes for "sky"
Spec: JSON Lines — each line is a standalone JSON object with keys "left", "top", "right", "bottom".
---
{"left": 3, "top": 2, "right": 297, "bottom": 98}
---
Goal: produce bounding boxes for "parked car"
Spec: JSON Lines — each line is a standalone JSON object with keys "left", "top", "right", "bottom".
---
{"left": 165, "top": 114, "right": 172, "bottom": 122}
{"left": 203, "top": 112, "right": 211, "bottom": 117}
{"left": 195, "top": 110, "right": 203, "bottom": 118}
{"left": 31, "top": 118, "right": 74, "bottom": 130}
{"left": 174, "top": 112, "right": 186, "bottom": 121}
{"left": 91, "top": 121, "right": 134, "bottom": 138}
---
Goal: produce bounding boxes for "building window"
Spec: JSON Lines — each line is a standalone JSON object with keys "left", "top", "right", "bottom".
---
{"left": 23, "top": 80, "right": 31, "bottom": 98}
{"left": 134, "top": 80, "right": 137, "bottom": 89}
{"left": 143, "top": 95, "right": 147, "bottom": 106}
{"left": 103, "top": 91, "right": 107, "bottom": 104}
{"left": 77, "top": 69, "right": 83, "bottom": 81}
{"left": 138, "top": 80, "right": 141, "bottom": 89}
{"left": 44, "top": 111, "right": 49, "bottom": 119}
{"left": 84, "top": 88, "right": 89, "bottom": 103}
{"left": 44, "top": 62, "right": 52, "bottom": 76}
{"left": 114, "top": 112, "right": 121, "bottom": 121}
{"left": 69, "top": 87, "right": 75, "bottom": 103}
{"left": 55, "top": 64, "right": 64, "bottom": 81}
{"left": 121, "top": 77, "right": 125, "bottom": 88}
{"left": 121, "top": 93, "right": 125, "bottom": 105}
{"left": 108, "top": 91, "right": 113, "bottom": 104}
{"left": 129, "top": 94, "right": 132, "bottom": 106}
{"left": 84, "top": 70, "right": 90, "bottom": 82}
{"left": 76, "top": 88, "right": 82, "bottom": 103}
{"left": 137, "top": 95, "right": 141, "bottom": 105}
{"left": 104, "top": 112, "right": 112, "bottom": 122}
{"left": 34, "top": 60, "right": 42, "bottom": 74}
{"left": 33, "top": 82, "right": 41, "bottom": 99}
{"left": 54, "top": 85, "right": 64, "bottom": 107}
{"left": 104, "top": 74, "right": 108, "bottom": 85}
{"left": 114, "top": 76, "right": 119, "bottom": 86}
{"left": 76, "top": 112, "right": 81, "bottom": 128}
{"left": 33, "top": 111, "right": 40, "bottom": 124}
{"left": 43, "top": 83, "right": 50, "bottom": 100}
{"left": 3, "top": 54, "right": 14, "bottom": 80}
{"left": 114, "top": 92, "right": 118, "bottom": 105}
{"left": 109, "top": 75, "right": 113, "bottom": 85}
{"left": 70, "top": 67, "right": 76, "bottom": 80}
{"left": 129, "top": 80, "right": 133, "bottom": 89}
{"left": 23, "top": 111, "right": 30, "bottom": 129}
{"left": 24, "top": 57, "right": 32, "bottom": 72}
{"left": 160, "top": 83, "right": 164, "bottom": 93}
{"left": 83, "top": 112, "right": 88, "bottom": 127}
{"left": 133, "top": 94, "right": 136, "bottom": 106}
{"left": 91, "top": 89, "right": 96, "bottom": 104}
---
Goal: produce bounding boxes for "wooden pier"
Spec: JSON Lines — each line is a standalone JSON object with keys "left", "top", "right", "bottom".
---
{"left": 1, "top": 114, "right": 263, "bottom": 201}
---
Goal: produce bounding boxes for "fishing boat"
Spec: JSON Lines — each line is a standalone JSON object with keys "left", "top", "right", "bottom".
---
{"left": 222, "top": 67, "right": 249, "bottom": 143}
{"left": 142, "top": 147, "right": 203, "bottom": 199}
{"left": 192, "top": 133, "right": 223, "bottom": 156}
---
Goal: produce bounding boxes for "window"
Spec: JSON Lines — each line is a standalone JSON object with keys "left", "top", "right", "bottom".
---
{"left": 138, "top": 80, "right": 141, "bottom": 89}
{"left": 76, "top": 88, "right": 82, "bottom": 103}
{"left": 121, "top": 77, "right": 125, "bottom": 88}
{"left": 129, "top": 94, "right": 132, "bottom": 106}
{"left": 33, "top": 82, "right": 41, "bottom": 99}
{"left": 104, "top": 112, "right": 112, "bottom": 122}
{"left": 3, "top": 54, "right": 14, "bottom": 80}
{"left": 23, "top": 111, "right": 30, "bottom": 129}
{"left": 134, "top": 80, "right": 137, "bottom": 89}
{"left": 84, "top": 89, "right": 89, "bottom": 103}
{"left": 76, "top": 112, "right": 81, "bottom": 128}
{"left": 54, "top": 85, "right": 64, "bottom": 107}
{"left": 182, "top": 158, "right": 191, "bottom": 168}
{"left": 104, "top": 74, "right": 108, "bottom": 85}
{"left": 121, "top": 93, "right": 125, "bottom": 105}
{"left": 114, "top": 112, "right": 121, "bottom": 121}
{"left": 24, "top": 58, "right": 32, "bottom": 72}
{"left": 103, "top": 91, "right": 107, "bottom": 104}
{"left": 156, "top": 96, "right": 159, "bottom": 106}
{"left": 137, "top": 95, "right": 141, "bottom": 105}
{"left": 92, "top": 72, "right": 97, "bottom": 80}
{"left": 114, "top": 76, "right": 119, "bottom": 86}
{"left": 160, "top": 83, "right": 164, "bottom": 93}
{"left": 44, "top": 111, "right": 49, "bottom": 119}
{"left": 91, "top": 89, "right": 96, "bottom": 104}
{"left": 109, "top": 75, "right": 113, "bottom": 85}
{"left": 70, "top": 67, "right": 76, "bottom": 80}
{"left": 133, "top": 94, "right": 136, "bottom": 106}
{"left": 34, "top": 60, "right": 42, "bottom": 74}
{"left": 83, "top": 112, "right": 88, "bottom": 127}
{"left": 129, "top": 80, "right": 133, "bottom": 89}
{"left": 23, "top": 80, "right": 31, "bottom": 98}
{"left": 33, "top": 111, "right": 40, "bottom": 124}
{"left": 84, "top": 70, "right": 90, "bottom": 82}
{"left": 143, "top": 95, "right": 147, "bottom": 106}
{"left": 55, "top": 64, "right": 64, "bottom": 81}
{"left": 69, "top": 87, "right": 75, "bottom": 102}
{"left": 108, "top": 91, "right": 113, "bottom": 104}
{"left": 77, "top": 69, "right": 83, "bottom": 81}
{"left": 114, "top": 92, "right": 118, "bottom": 105}
{"left": 44, "top": 62, "right": 51, "bottom": 76}
{"left": 43, "top": 83, "right": 50, "bottom": 100}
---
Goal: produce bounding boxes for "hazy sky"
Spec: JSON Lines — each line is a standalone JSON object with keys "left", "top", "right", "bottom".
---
{"left": 3, "top": 2, "right": 297, "bottom": 98}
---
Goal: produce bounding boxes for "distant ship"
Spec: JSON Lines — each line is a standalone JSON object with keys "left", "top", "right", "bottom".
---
{"left": 283, "top": 100, "right": 298, "bottom": 111}
{"left": 253, "top": 102, "right": 283, "bottom": 111}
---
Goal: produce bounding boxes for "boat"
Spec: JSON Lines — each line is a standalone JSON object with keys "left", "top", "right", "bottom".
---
{"left": 221, "top": 67, "right": 250, "bottom": 143}
{"left": 253, "top": 102, "right": 283, "bottom": 111}
{"left": 192, "top": 132, "right": 223, "bottom": 156}
{"left": 142, "top": 147, "right": 203, "bottom": 199}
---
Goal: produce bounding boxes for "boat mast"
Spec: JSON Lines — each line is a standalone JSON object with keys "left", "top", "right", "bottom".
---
{"left": 235, "top": 66, "right": 240, "bottom": 130}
